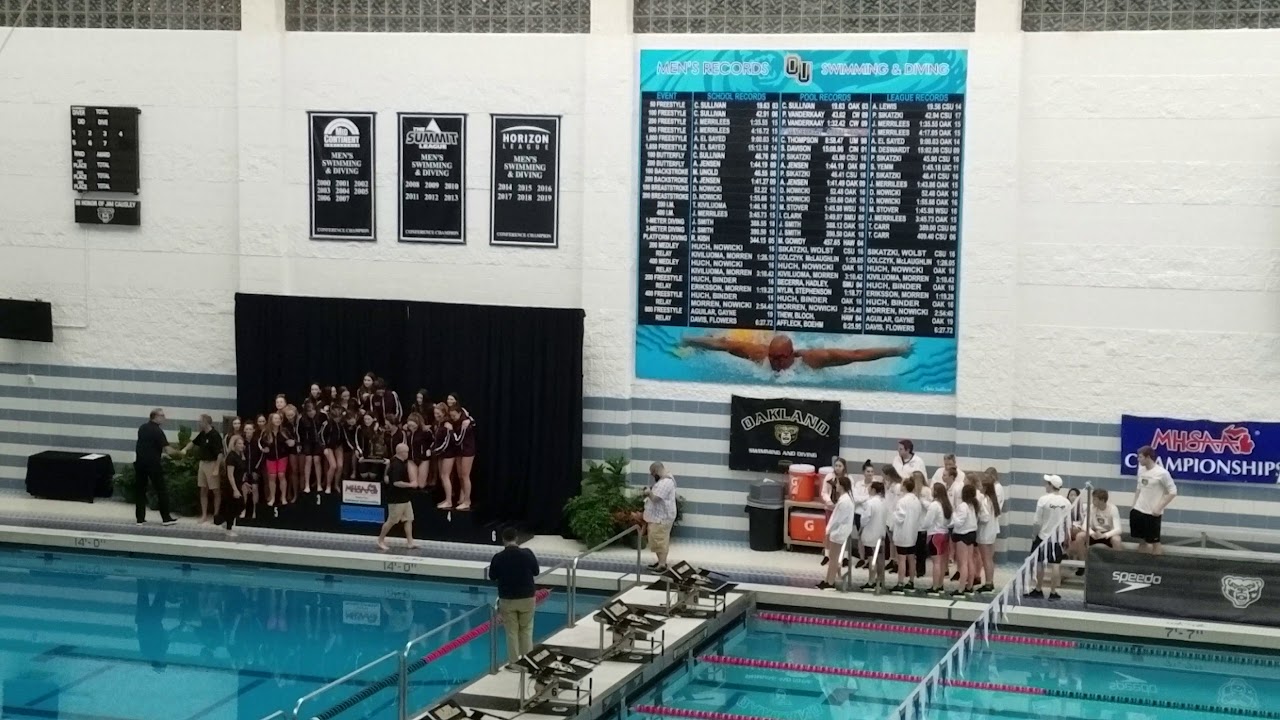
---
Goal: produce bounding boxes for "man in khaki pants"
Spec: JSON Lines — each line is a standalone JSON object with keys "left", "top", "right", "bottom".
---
{"left": 180, "top": 414, "right": 223, "bottom": 524}
{"left": 488, "top": 526, "right": 540, "bottom": 667}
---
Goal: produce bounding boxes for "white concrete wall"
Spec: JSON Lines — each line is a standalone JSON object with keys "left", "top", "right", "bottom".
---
{"left": 1, "top": 1, "right": 1278, "bottom": 545}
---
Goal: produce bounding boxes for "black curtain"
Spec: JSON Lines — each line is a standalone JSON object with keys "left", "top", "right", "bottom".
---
{"left": 234, "top": 293, "right": 408, "bottom": 414}
{"left": 234, "top": 293, "right": 584, "bottom": 533}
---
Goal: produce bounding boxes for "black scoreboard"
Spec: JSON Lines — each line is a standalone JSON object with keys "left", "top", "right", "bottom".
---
{"left": 70, "top": 106, "right": 140, "bottom": 194}
{"left": 636, "top": 90, "right": 962, "bottom": 338}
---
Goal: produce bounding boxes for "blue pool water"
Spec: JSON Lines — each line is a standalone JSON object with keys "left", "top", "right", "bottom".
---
{"left": 0, "top": 546, "right": 595, "bottom": 720}
{"left": 631, "top": 613, "right": 1280, "bottom": 720}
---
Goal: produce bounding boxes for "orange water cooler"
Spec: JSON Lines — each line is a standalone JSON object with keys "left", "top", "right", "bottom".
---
{"left": 788, "top": 510, "right": 827, "bottom": 544}
{"left": 787, "top": 463, "right": 818, "bottom": 501}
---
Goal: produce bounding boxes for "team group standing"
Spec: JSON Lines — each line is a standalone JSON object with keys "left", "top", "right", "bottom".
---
{"left": 135, "top": 373, "right": 479, "bottom": 540}
{"left": 814, "top": 441, "right": 1177, "bottom": 599}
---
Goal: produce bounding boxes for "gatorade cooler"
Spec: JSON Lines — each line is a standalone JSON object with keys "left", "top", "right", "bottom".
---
{"left": 787, "top": 464, "right": 818, "bottom": 501}
{"left": 789, "top": 510, "right": 827, "bottom": 544}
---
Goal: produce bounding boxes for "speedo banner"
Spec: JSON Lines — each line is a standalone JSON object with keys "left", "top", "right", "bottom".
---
{"left": 729, "top": 395, "right": 840, "bottom": 472}
{"left": 1086, "top": 547, "right": 1280, "bottom": 628}
{"left": 1120, "top": 414, "right": 1280, "bottom": 485}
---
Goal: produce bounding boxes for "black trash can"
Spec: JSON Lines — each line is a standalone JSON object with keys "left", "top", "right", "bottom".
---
{"left": 746, "top": 481, "right": 786, "bottom": 552}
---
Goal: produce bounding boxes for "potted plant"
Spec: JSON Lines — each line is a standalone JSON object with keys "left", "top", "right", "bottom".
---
{"left": 563, "top": 456, "right": 685, "bottom": 549}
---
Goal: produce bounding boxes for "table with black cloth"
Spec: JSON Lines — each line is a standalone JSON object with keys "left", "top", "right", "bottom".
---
{"left": 25, "top": 451, "right": 115, "bottom": 502}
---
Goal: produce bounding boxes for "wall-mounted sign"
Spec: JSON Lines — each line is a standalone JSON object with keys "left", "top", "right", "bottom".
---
{"left": 308, "top": 111, "right": 376, "bottom": 241}
{"left": 71, "top": 105, "right": 140, "bottom": 194}
{"left": 489, "top": 114, "right": 560, "bottom": 247}
{"left": 399, "top": 113, "right": 466, "bottom": 243}
{"left": 729, "top": 395, "right": 841, "bottom": 472}
{"left": 74, "top": 199, "right": 140, "bottom": 226}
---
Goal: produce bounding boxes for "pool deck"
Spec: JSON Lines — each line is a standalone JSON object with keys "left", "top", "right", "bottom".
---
{"left": 1, "top": 490, "right": 1279, "bottom": 653}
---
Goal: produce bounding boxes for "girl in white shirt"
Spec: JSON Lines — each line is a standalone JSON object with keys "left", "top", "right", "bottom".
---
{"left": 950, "top": 484, "right": 980, "bottom": 596}
{"left": 976, "top": 476, "right": 1001, "bottom": 592}
{"left": 986, "top": 466, "right": 1007, "bottom": 513}
{"left": 859, "top": 480, "right": 888, "bottom": 591}
{"left": 819, "top": 457, "right": 851, "bottom": 567}
{"left": 818, "top": 476, "right": 855, "bottom": 590}
{"left": 891, "top": 476, "right": 924, "bottom": 592}
{"left": 852, "top": 460, "right": 875, "bottom": 566}
{"left": 882, "top": 467, "right": 904, "bottom": 572}
{"left": 922, "top": 482, "right": 953, "bottom": 595}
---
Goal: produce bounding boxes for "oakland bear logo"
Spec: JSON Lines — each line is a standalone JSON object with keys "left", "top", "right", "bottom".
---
{"left": 773, "top": 424, "right": 800, "bottom": 446}
{"left": 1220, "top": 575, "right": 1264, "bottom": 609}
{"left": 97, "top": 206, "right": 114, "bottom": 223}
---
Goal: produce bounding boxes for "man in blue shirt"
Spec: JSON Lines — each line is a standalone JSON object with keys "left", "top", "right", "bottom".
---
{"left": 488, "top": 527, "right": 539, "bottom": 665}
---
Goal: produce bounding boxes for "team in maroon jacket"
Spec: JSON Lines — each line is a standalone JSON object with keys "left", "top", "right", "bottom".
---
{"left": 222, "top": 374, "right": 476, "bottom": 519}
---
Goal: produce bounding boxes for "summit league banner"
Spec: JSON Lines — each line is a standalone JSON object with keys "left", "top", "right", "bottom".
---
{"left": 729, "top": 395, "right": 841, "bottom": 472}
{"left": 398, "top": 113, "right": 466, "bottom": 243}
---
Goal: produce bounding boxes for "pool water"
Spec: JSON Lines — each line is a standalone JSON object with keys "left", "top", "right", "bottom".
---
{"left": 0, "top": 546, "right": 592, "bottom": 720}
{"left": 631, "top": 612, "right": 1280, "bottom": 720}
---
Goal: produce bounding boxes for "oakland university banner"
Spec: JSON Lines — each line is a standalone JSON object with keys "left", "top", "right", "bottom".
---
{"left": 1086, "top": 547, "right": 1280, "bottom": 627}
{"left": 1120, "top": 414, "right": 1280, "bottom": 484}
{"left": 729, "top": 396, "right": 840, "bottom": 472}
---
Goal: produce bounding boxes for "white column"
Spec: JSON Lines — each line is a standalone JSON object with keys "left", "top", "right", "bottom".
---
{"left": 954, "top": 0, "right": 1024, "bottom": 474}
{"left": 235, "top": 0, "right": 289, "bottom": 295}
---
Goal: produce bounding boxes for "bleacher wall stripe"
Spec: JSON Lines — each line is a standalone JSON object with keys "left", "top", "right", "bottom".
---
{"left": 3, "top": 363, "right": 1278, "bottom": 549}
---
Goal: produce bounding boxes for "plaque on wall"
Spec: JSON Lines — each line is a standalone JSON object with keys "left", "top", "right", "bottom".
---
{"left": 308, "top": 111, "right": 376, "bottom": 241}
{"left": 71, "top": 105, "right": 141, "bottom": 194}
{"left": 489, "top": 114, "right": 560, "bottom": 248}
{"left": 74, "top": 199, "right": 141, "bottom": 226}
{"left": 398, "top": 113, "right": 466, "bottom": 244}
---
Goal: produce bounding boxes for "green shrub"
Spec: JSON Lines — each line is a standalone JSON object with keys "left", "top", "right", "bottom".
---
{"left": 563, "top": 456, "right": 686, "bottom": 549}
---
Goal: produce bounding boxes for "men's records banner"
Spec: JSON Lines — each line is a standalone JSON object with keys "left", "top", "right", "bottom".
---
{"left": 729, "top": 395, "right": 841, "bottom": 472}
{"left": 308, "top": 111, "right": 376, "bottom": 241}
{"left": 489, "top": 115, "right": 560, "bottom": 247}
{"left": 1087, "top": 547, "right": 1280, "bottom": 628}
{"left": 399, "top": 113, "right": 466, "bottom": 243}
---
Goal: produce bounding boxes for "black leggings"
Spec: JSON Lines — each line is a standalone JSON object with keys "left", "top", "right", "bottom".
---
{"left": 221, "top": 494, "right": 242, "bottom": 531}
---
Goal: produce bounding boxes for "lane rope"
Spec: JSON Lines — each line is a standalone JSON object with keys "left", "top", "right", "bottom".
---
{"left": 754, "top": 611, "right": 1074, "bottom": 648}
{"left": 693, "top": 654, "right": 1280, "bottom": 719}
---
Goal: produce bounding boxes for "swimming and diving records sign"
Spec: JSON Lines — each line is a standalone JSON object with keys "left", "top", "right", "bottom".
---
{"left": 489, "top": 114, "right": 560, "bottom": 247}
{"left": 399, "top": 113, "right": 466, "bottom": 243}
{"left": 308, "top": 111, "right": 376, "bottom": 241}
{"left": 1120, "top": 415, "right": 1280, "bottom": 485}
{"left": 729, "top": 395, "right": 841, "bottom": 472}
{"left": 634, "top": 49, "right": 966, "bottom": 394}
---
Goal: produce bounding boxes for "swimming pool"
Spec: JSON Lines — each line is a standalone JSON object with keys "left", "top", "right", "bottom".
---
{"left": 0, "top": 545, "right": 596, "bottom": 720}
{"left": 629, "top": 610, "right": 1280, "bottom": 720}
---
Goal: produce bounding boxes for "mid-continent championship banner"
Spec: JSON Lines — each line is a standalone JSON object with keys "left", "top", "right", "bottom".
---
{"left": 729, "top": 395, "right": 840, "bottom": 472}
{"left": 634, "top": 49, "right": 966, "bottom": 394}
{"left": 308, "top": 111, "right": 376, "bottom": 241}
{"left": 1087, "top": 547, "right": 1279, "bottom": 627}
{"left": 1120, "top": 414, "right": 1280, "bottom": 485}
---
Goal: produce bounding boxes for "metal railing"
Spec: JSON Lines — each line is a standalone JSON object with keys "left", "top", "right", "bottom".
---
{"left": 397, "top": 603, "right": 494, "bottom": 720}
{"left": 567, "top": 524, "right": 643, "bottom": 623}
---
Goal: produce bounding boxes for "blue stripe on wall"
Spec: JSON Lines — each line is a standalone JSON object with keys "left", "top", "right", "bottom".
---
{"left": 0, "top": 363, "right": 235, "bottom": 387}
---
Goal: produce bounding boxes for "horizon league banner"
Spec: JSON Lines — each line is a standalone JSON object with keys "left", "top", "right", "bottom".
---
{"left": 729, "top": 395, "right": 840, "bottom": 472}
{"left": 1087, "top": 547, "right": 1280, "bottom": 628}
{"left": 1120, "top": 414, "right": 1280, "bottom": 485}
{"left": 399, "top": 113, "right": 466, "bottom": 243}
{"left": 309, "top": 111, "right": 376, "bottom": 241}
{"left": 489, "top": 114, "right": 560, "bottom": 247}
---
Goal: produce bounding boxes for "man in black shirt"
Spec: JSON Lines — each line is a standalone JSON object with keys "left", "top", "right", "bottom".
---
{"left": 180, "top": 414, "right": 223, "bottom": 524}
{"left": 376, "top": 443, "right": 417, "bottom": 552}
{"left": 488, "top": 526, "right": 539, "bottom": 664}
{"left": 135, "top": 408, "right": 179, "bottom": 525}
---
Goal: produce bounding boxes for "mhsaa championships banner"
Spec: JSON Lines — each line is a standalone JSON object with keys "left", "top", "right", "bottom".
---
{"left": 1086, "top": 547, "right": 1280, "bottom": 627}
{"left": 1120, "top": 414, "right": 1280, "bottom": 485}
{"left": 729, "top": 396, "right": 840, "bottom": 472}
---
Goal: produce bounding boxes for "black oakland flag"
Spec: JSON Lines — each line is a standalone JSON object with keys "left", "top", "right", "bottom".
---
{"left": 729, "top": 396, "right": 841, "bottom": 472}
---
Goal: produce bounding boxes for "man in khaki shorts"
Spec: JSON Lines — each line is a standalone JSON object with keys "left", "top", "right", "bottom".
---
{"left": 377, "top": 443, "right": 417, "bottom": 551}
{"left": 644, "top": 461, "right": 678, "bottom": 573}
{"left": 181, "top": 414, "right": 223, "bottom": 524}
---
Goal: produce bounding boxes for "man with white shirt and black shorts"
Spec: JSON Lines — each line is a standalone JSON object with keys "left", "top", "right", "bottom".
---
{"left": 1131, "top": 445, "right": 1177, "bottom": 555}
{"left": 1026, "top": 474, "right": 1072, "bottom": 601}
